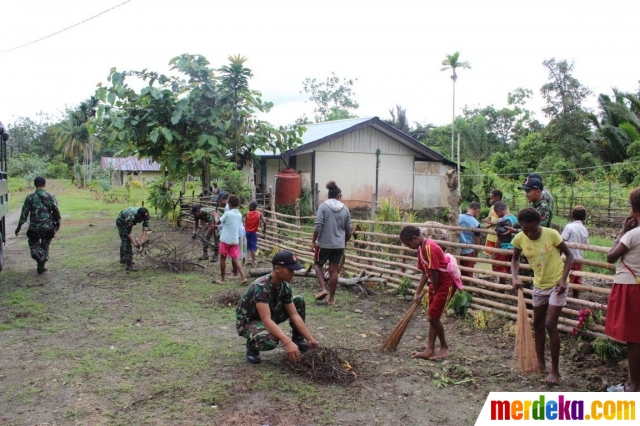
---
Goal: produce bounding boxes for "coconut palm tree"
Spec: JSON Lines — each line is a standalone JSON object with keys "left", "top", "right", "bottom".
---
{"left": 441, "top": 52, "right": 471, "bottom": 161}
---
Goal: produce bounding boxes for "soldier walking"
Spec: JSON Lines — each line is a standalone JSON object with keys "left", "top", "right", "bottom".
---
{"left": 15, "top": 176, "right": 61, "bottom": 274}
{"left": 116, "top": 207, "right": 150, "bottom": 271}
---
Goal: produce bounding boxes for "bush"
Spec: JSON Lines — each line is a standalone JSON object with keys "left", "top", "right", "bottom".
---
{"left": 448, "top": 290, "right": 471, "bottom": 317}
{"left": 210, "top": 160, "right": 251, "bottom": 202}
{"left": 7, "top": 154, "right": 48, "bottom": 178}
{"left": 147, "top": 176, "right": 177, "bottom": 219}
{"left": 46, "top": 156, "right": 70, "bottom": 179}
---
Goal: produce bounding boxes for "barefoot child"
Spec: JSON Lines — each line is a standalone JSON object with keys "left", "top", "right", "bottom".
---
{"left": 219, "top": 195, "right": 247, "bottom": 284}
{"left": 245, "top": 201, "right": 266, "bottom": 267}
{"left": 561, "top": 206, "right": 589, "bottom": 299}
{"left": 400, "top": 225, "right": 456, "bottom": 360}
{"left": 511, "top": 208, "right": 574, "bottom": 384}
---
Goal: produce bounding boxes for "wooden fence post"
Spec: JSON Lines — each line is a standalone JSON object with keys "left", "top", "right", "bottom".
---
{"left": 295, "top": 199, "right": 301, "bottom": 242}
{"left": 369, "top": 194, "right": 376, "bottom": 232}
{"left": 270, "top": 186, "right": 277, "bottom": 242}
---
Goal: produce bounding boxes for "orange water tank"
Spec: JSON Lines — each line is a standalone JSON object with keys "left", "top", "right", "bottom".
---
{"left": 275, "top": 169, "right": 301, "bottom": 206}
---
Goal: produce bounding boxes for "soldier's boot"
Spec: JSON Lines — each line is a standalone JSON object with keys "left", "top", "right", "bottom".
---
{"left": 246, "top": 340, "right": 261, "bottom": 364}
{"left": 198, "top": 248, "right": 209, "bottom": 261}
{"left": 37, "top": 260, "right": 48, "bottom": 275}
{"left": 210, "top": 252, "right": 218, "bottom": 263}
{"left": 120, "top": 258, "right": 135, "bottom": 265}
{"left": 291, "top": 329, "right": 309, "bottom": 353}
{"left": 125, "top": 260, "right": 138, "bottom": 272}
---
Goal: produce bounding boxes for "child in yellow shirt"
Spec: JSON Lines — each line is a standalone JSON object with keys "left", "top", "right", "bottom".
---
{"left": 511, "top": 208, "right": 574, "bottom": 384}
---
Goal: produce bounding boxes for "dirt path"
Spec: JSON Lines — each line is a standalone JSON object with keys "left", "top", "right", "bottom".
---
{"left": 0, "top": 184, "right": 628, "bottom": 426}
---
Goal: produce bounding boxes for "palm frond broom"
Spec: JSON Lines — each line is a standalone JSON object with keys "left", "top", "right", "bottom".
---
{"left": 514, "top": 289, "right": 540, "bottom": 373}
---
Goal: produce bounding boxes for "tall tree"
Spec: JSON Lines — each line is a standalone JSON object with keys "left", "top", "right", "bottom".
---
{"left": 441, "top": 52, "right": 471, "bottom": 160}
{"left": 301, "top": 72, "right": 359, "bottom": 122}
{"left": 6, "top": 113, "right": 58, "bottom": 159}
{"left": 539, "top": 58, "right": 593, "bottom": 161}
{"left": 383, "top": 105, "right": 411, "bottom": 134}
{"left": 95, "top": 54, "right": 304, "bottom": 190}
{"left": 55, "top": 97, "right": 99, "bottom": 184}
{"left": 462, "top": 88, "right": 534, "bottom": 151}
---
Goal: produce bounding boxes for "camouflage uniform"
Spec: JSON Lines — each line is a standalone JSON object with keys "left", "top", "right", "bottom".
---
{"left": 116, "top": 207, "right": 150, "bottom": 263}
{"left": 532, "top": 198, "right": 553, "bottom": 228}
{"left": 236, "top": 274, "right": 306, "bottom": 351}
{"left": 18, "top": 189, "right": 61, "bottom": 264}
{"left": 195, "top": 208, "right": 219, "bottom": 260}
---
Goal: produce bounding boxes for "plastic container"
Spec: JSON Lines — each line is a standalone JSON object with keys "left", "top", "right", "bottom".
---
{"left": 275, "top": 169, "right": 301, "bottom": 206}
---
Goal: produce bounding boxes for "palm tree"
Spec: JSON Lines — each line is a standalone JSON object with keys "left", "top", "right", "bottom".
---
{"left": 441, "top": 52, "right": 471, "bottom": 161}
{"left": 589, "top": 89, "right": 640, "bottom": 164}
{"left": 55, "top": 112, "right": 86, "bottom": 183}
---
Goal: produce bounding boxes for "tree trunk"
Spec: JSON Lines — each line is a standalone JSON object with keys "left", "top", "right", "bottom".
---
{"left": 201, "top": 158, "right": 210, "bottom": 194}
{"left": 249, "top": 160, "right": 256, "bottom": 201}
{"left": 446, "top": 168, "right": 462, "bottom": 255}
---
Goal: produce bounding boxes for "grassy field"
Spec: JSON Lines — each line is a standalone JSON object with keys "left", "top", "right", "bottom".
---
{"left": 0, "top": 181, "right": 626, "bottom": 426}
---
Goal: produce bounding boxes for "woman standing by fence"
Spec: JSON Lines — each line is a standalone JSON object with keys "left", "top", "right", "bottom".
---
{"left": 605, "top": 187, "right": 640, "bottom": 392}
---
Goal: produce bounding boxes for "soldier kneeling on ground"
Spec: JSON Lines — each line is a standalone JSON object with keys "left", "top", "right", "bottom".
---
{"left": 236, "top": 251, "right": 319, "bottom": 364}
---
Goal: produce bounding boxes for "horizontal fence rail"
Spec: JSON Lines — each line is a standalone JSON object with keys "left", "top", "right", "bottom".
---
{"left": 254, "top": 204, "right": 615, "bottom": 341}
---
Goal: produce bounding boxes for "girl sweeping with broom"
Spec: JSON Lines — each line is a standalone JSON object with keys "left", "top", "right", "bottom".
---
{"left": 511, "top": 208, "right": 574, "bottom": 384}
{"left": 400, "top": 226, "right": 459, "bottom": 360}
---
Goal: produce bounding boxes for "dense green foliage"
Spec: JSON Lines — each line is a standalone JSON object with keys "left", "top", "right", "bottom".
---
{"left": 3, "top": 56, "right": 639, "bottom": 208}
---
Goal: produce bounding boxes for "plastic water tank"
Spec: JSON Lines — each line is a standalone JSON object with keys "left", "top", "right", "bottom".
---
{"left": 275, "top": 169, "right": 301, "bottom": 206}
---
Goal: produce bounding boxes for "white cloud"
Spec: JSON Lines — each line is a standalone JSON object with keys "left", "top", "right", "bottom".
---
{"left": 1, "top": 0, "right": 638, "bottom": 128}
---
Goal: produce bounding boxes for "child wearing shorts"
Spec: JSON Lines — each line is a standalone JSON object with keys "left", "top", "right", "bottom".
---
{"left": 561, "top": 206, "right": 589, "bottom": 298}
{"left": 511, "top": 208, "right": 574, "bottom": 384}
{"left": 400, "top": 225, "right": 456, "bottom": 361}
{"left": 219, "top": 195, "right": 247, "bottom": 284}
{"left": 244, "top": 201, "right": 266, "bottom": 267}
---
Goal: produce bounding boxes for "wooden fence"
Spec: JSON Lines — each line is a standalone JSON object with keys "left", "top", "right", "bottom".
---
{"left": 507, "top": 193, "right": 628, "bottom": 227}
{"left": 254, "top": 194, "right": 615, "bottom": 341}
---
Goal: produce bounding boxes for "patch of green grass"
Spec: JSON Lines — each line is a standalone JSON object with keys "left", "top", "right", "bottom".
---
{"left": 200, "top": 381, "right": 233, "bottom": 405}
{"left": 5, "top": 385, "right": 42, "bottom": 404}
{"left": 0, "top": 288, "right": 47, "bottom": 331}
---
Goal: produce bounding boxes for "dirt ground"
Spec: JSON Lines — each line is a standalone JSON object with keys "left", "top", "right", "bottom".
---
{"left": 0, "top": 186, "right": 629, "bottom": 426}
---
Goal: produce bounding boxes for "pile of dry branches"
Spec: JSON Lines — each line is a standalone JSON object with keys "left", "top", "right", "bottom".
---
{"left": 137, "top": 239, "right": 206, "bottom": 273}
{"left": 283, "top": 346, "right": 357, "bottom": 385}
{"left": 215, "top": 290, "right": 242, "bottom": 307}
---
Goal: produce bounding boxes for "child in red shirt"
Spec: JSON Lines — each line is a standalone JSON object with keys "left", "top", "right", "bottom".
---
{"left": 400, "top": 225, "right": 456, "bottom": 360}
{"left": 244, "top": 201, "right": 266, "bottom": 267}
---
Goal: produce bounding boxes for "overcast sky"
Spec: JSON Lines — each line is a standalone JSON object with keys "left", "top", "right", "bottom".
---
{"left": 1, "top": 0, "right": 639, "bottom": 129}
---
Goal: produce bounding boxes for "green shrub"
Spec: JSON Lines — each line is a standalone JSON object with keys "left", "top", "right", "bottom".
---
{"left": 147, "top": 177, "right": 178, "bottom": 219}
{"left": 7, "top": 154, "right": 48, "bottom": 178}
{"left": 395, "top": 276, "right": 413, "bottom": 296}
{"left": 448, "top": 290, "right": 471, "bottom": 317}
{"left": 591, "top": 338, "right": 623, "bottom": 362}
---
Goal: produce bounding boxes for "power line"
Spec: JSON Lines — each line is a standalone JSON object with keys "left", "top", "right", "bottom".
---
{"left": 1, "top": 0, "right": 133, "bottom": 54}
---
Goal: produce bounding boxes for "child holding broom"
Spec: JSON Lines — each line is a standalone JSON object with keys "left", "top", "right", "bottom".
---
{"left": 400, "top": 225, "right": 457, "bottom": 360}
{"left": 511, "top": 208, "right": 574, "bottom": 384}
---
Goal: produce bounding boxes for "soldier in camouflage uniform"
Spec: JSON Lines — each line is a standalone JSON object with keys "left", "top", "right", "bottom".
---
{"left": 15, "top": 176, "right": 61, "bottom": 274}
{"left": 519, "top": 176, "right": 553, "bottom": 228}
{"left": 236, "top": 251, "right": 319, "bottom": 364}
{"left": 116, "top": 206, "right": 150, "bottom": 271}
{"left": 528, "top": 173, "right": 554, "bottom": 215}
{"left": 515, "top": 176, "right": 553, "bottom": 282}
{"left": 191, "top": 204, "right": 219, "bottom": 261}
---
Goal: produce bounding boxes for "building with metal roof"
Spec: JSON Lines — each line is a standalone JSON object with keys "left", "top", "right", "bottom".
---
{"left": 101, "top": 156, "right": 163, "bottom": 186}
{"left": 251, "top": 117, "right": 456, "bottom": 211}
